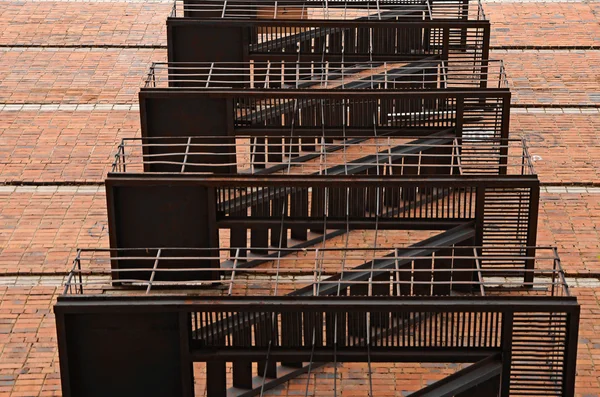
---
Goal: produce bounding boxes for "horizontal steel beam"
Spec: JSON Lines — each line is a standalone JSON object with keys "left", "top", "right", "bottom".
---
{"left": 167, "top": 18, "right": 490, "bottom": 29}
{"left": 105, "top": 174, "right": 539, "bottom": 188}
{"left": 140, "top": 88, "right": 510, "bottom": 99}
{"left": 55, "top": 296, "right": 579, "bottom": 313}
{"left": 189, "top": 347, "right": 502, "bottom": 363}
{"left": 217, "top": 218, "right": 469, "bottom": 230}
{"left": 247, "top": 53, "right": 441, "bottom": 63}
{"left": 234, "top": 127, "right": 453, "bottom": 137}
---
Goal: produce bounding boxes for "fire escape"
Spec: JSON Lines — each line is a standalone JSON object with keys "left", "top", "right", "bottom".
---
{"left": 54, "top": 1, "right": 580, "bottom": 396}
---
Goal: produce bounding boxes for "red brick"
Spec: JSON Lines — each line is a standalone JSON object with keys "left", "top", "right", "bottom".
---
{"left": 0, "top": 190, "right": 107, "bottom": 274}
{"left": 0, "top": 110, "right": 139, "bottom": 183}
{"left": 538, "top": 193, "right": 600, "bottom": 275}
{"left": 0, "top": 286, "right": 60, "bottom": 397}
{"left": 0, "top": 48, "right": 165, "bottom": 104}
{"left": 495, "top": 50, "right": 600, "bottom": 106}
{"left": 0, "top": 1, "right": 169, "bottom": 47}
{"left": 486, "top": 2, "right": 600, "bottom": 47}
{"left": 3, "top": 109, "right": 598, "bottom": 186}
{"left": 0, "top": 284, "right": 598, "bottom": 396}
{"left": 511, "top": 112, "right": 600, "bottom": 184}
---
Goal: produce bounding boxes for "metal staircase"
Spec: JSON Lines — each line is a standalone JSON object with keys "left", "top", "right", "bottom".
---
{"left": 54, "top": 1, "right": 579, "bottom": 397}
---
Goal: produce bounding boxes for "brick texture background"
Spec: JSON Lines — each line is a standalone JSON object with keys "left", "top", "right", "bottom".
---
{"left": 0, "top": 48, "right": 165, "bottom": 104}
{"left": 486, "top": 2, "right": 600, "bottom": 48}
{"left": 0, "top": 2, "right": 169, "bottom": 46}
{"left": 0, "top": 111, "right": 139, "bottom": 183}
{"left": 0, "top": 1, "right": 599, "bottom": 396}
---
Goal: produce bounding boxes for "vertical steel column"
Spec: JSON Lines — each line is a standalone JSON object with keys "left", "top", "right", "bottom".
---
{"left": 474, "top": 186, "right": 486, "bottom": 248}
{"left": 271, "top": 190, "right": 289, "bottom": 249}
{"left": 256, "top": 313, "right": 278, "bottom": 378}
{"left": 525, "top": 184, "right": 540, "bottom": 284}
{"left": 453, "top": 97, "right": 465, "bottom": 176}
{"left": 347, "top": 289, "right": 368, "bottom": 341}
{"left": 290, "top": 188, "right": 309, "bottom": 240}
{"left": 55, "top": 311, "right": 73, "bottom": 397}
{"left": 498, "top": 94, "right": 511, "bottom": 174}
{"left": 232, "top": 319, "right": 253, "bottom": 389}
{"left": 206, "top": 360, "right": 227, "bottom": 397}
{"left": 563, "top": 307, "right": 580, "bottom": 397}
{"left": 251, "top": 187, "right": 270, "bottom": 254}
{"left": 281, "top": 312, "right": 303, "bottom": 368}
{"left": 179, "top": 313, "right": 194, "bottom": 397}
{"left": 459, "top": 0, "right": 470, "bottom": 51}
{"left": 310, "top": 185, "right": 326, "bottom": 234}
{"left": 303, "top": 311, "right": 324, "bottom": 348}
{"left": 480, "top": 24, "right": 491, "bottom": 89}
{"left": 499, "top": 312, "right": 513, "bottom": 397}
{"left": 442, "top": 28, "right": 450, "bottom": 60}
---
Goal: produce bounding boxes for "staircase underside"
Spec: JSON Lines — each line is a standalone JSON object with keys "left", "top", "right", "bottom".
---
{"left": 222, "top": 224, "right": 477, "bottom": 396}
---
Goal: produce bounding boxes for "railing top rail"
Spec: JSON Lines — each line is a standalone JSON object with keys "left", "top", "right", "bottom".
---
{"left": 111, "top": 135, "right": 534, "bottom": 176}
{"left": 61, "top": 246, "right": 569, "bottom": 298}
{"left": 105, "top": 173, "right": 540, "bottom": 186}
{"left": 168, "top": 0, "right": 488, "bottom": 22}
{"left": 142, "top": 60, "right": 508, "bottom": 90}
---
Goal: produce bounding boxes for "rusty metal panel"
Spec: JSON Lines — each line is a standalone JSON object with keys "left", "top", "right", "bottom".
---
{"left": 140, "top": 94, "right": 232, "bottom": 138}
{"left": 167, "top": 20, "right": 490, "bottom": 64}
{"left": 168, "top": 22, "right": 246, "bottom": 64}
{"left": 106, "top": 181, "right": 220, "bottom": 281}
{"left": 57, "top": 311, "right": 189, "bottom": 397}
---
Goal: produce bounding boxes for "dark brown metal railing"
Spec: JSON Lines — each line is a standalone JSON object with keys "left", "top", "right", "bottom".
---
{"left": 63, "top": 246, "right": 569, "bottom": 296}
{"left": 166, "top": 3, "right": 491, "bottom": 64}
{"left": 56, "top": 245, "right": 578, "bottom": 397}
{"left": 111, "top": 136, "right": 532, "bottom": 176}
{"left": 143, "top": 60, "right": 507, "bottom": 89}
{"left": 169, "top": 0, "right": 487, "bottom": 21}
{"left": 139, "top": 89, "right": 510, "bottom": 143}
